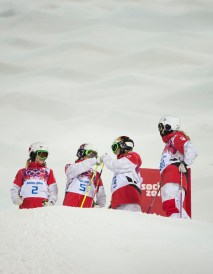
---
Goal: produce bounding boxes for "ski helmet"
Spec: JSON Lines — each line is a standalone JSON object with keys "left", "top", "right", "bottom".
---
{"left": 111, "top": 136, "right": 134, "bottom": 155}
{"left": 76, "top": 143, "right": 98, "bottom": 159}
{"left": 158, "top": 115, "right": 180, "bottom": 136}
{"left": 29, "top": 142, "right": 49, "bottom": 161}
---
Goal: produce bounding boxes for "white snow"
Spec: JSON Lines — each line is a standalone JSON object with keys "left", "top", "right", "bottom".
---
{"left": 0, "top": 0, "right": 213, "bottom": 273}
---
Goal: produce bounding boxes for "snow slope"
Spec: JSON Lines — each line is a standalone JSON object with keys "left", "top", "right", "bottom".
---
{"left": 1, "top": 207, "right": 213, "bottom": 274}
{"left": 0, "top": 0, "right": 213, "bottom": 273}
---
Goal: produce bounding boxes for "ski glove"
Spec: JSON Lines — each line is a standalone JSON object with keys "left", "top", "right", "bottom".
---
{"left": 14, "top": 196, "right": 23, "bottom": 206}
{"left": 178, "top": 162, "right": 187, "bottom": 173}
{"left": 100, "top": 153, "right": 107, "bottom": 163}
{"left": 96, "top": 156, "right": 103, "bottom": 166}
{"left": 93, "top": 202, "right": 101, "bottom": 208}
{"left": 96, "top": 154, "right": 108, "bottom": 165}
{"left": 94, "top": 204, "right": 101, "bottom": 208}
{"left": 42, "top": 200, "right": 54, "bottom": 207}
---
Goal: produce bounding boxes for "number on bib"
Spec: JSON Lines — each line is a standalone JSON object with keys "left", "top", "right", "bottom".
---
{"left": 79, "top": 183, "right": 86, "bottom": 192}
{"left": 32, "top": 186, "right": 38, "bottom": 194}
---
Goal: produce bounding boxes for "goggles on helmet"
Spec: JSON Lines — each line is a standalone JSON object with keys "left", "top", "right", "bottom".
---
{"left": 111, "top": 143, "right": 120, "bottom": 153}
{"left": 158, "top": 123, "right": 172, "bottom": 132}
{"left": 85, "top": 150, "right": 97, "bottom": 158}
{"left": 36, "top": 150, "right": 48, "bottom": 160}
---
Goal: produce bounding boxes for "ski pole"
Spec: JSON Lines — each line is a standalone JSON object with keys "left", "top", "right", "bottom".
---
{"left": 180, "top": 171, "right": 183, "bottom": 218}
{"left": 147, "top": 182, "right": 161, "bottom": 214}
{"left": 91, "top": 162, "right": 104, "bottom": 207}
{"left": 80, "top": 164, "right": 98, "bottom": 208}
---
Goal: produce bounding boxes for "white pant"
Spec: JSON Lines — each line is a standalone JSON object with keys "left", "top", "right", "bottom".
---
{"left": 161, "top": 183, "right": 190, "bottom": 219}
{"left": 115, "top": 203, "right": 142, "bottom": 212}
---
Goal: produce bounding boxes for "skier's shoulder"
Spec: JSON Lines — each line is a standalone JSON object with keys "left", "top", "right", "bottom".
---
{"left": 65, "top": 163, "right": 71, "bottom": 173}
{"left": 18, "top": 167, "right": 26, "bottom": 173}
{"left": 123, "top": 151, "right": 141, "bottom": 165}
{"left": 15, "top": 167, "right": 26, "bottom": 177}
{"left": 65, "top": 159, "right": 80, "bottom": 172}
{"left": 65, "top": 158, "right": 94, "bottom": 175}
{"left": 173, "top": 131, "right": 189, "bottom": 144}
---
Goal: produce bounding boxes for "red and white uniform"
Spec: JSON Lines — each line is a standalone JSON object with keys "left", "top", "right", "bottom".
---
{"left": 160, "top": 131, "right": 197, "bottom": 218}
{"left": 102, "top": 152, "right": 143, "bottom": 211}
{"left": 63, "top": 158, "right": 106, "bottom": 208}
{"left": 11, "top": 162, "right": 58, "bottom": 209}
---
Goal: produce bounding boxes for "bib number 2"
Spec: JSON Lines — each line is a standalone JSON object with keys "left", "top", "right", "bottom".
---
{"left": 32, "top": 186, "right": 38, "bottom": 194}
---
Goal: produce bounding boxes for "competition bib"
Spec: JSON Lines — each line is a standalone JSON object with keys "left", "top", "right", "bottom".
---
{"left": 20, "top": 179, "right": 48, "bottom": 198}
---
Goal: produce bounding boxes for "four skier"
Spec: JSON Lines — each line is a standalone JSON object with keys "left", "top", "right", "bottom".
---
{"left": 10, "top": 116, "right": 197, "bottom": 218}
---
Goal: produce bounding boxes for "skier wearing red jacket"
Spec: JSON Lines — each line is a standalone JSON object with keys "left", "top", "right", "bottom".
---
{"left": 158, "top": 115, "right": 197, "bottom": 219}
{"left": 10, "top": 142, "right": 58, "bottom": 209}
{"left": 63, "top": 143, "right": 106, "bottom": 208}
{"left": 100, "top": 136, "right": 143, "bottom": 212}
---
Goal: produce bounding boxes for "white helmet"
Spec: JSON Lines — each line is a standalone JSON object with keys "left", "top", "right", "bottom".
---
{"left": 76, "top": 143, "right": 98, "bottom": 159}
{"left": 29, "top": 142, "right": 49, "bottom": 160}
{"left": 158, "top": 115, "right": 180, "bottom": 136}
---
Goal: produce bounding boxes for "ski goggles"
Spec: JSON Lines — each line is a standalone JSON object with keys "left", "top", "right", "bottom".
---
{"left": 36, "top": 150, "right": 48, "bottom": 160}
{"left": 158, "top": 123, "right": 171, "bottom": 132}
{"left": 111, "top": 142, "right": 120, "bottom": 153}
{"left": 85, "top": 150, "right": 97, "bottom": 158}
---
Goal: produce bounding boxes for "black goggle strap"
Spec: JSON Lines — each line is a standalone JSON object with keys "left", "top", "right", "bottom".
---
{"left": 77, "top": 149, "right": 84, "bottom": 158}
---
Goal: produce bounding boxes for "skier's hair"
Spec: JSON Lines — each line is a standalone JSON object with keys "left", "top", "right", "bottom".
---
{"left": 26, "top": 158, "right": 31, "bottom": 168}
{"left": 180, "top": 130, "right": 190, "bottom": 140}
{"left": 25, "top": 158, "right": 47, "bottom": 168}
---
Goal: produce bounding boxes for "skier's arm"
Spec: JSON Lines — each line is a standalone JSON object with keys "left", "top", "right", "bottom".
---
{"left": 11, "top": 170, "right": 24, "bottom": 205}
{"left": 47, "top": 170, "right": 58, "bottom": 205}
{"left": 173, "top": 135, "right": 197, "bottom": 166}
{"left": 183, "top": 141, "right": 197, "bottom": 166}
{"left": 65, "top": 158, "right": 97, "bottom": 179}
{"left": 10, "top": 184, "right": 23, "bottom": 205}
{"left": 48, "top": 183, "right": 58, "bottom": 205}
{"left": 101, "top": 154, "right": 136, "bottom": 173}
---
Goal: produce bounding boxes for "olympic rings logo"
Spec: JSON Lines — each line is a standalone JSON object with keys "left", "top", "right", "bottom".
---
{"left": 25, "top": 170, "right": 43, "bottom": 177}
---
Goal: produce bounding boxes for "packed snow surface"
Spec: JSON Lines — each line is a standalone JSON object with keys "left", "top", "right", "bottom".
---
{"left": 0, "top": 0, "right": 213, "bottom": 273}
